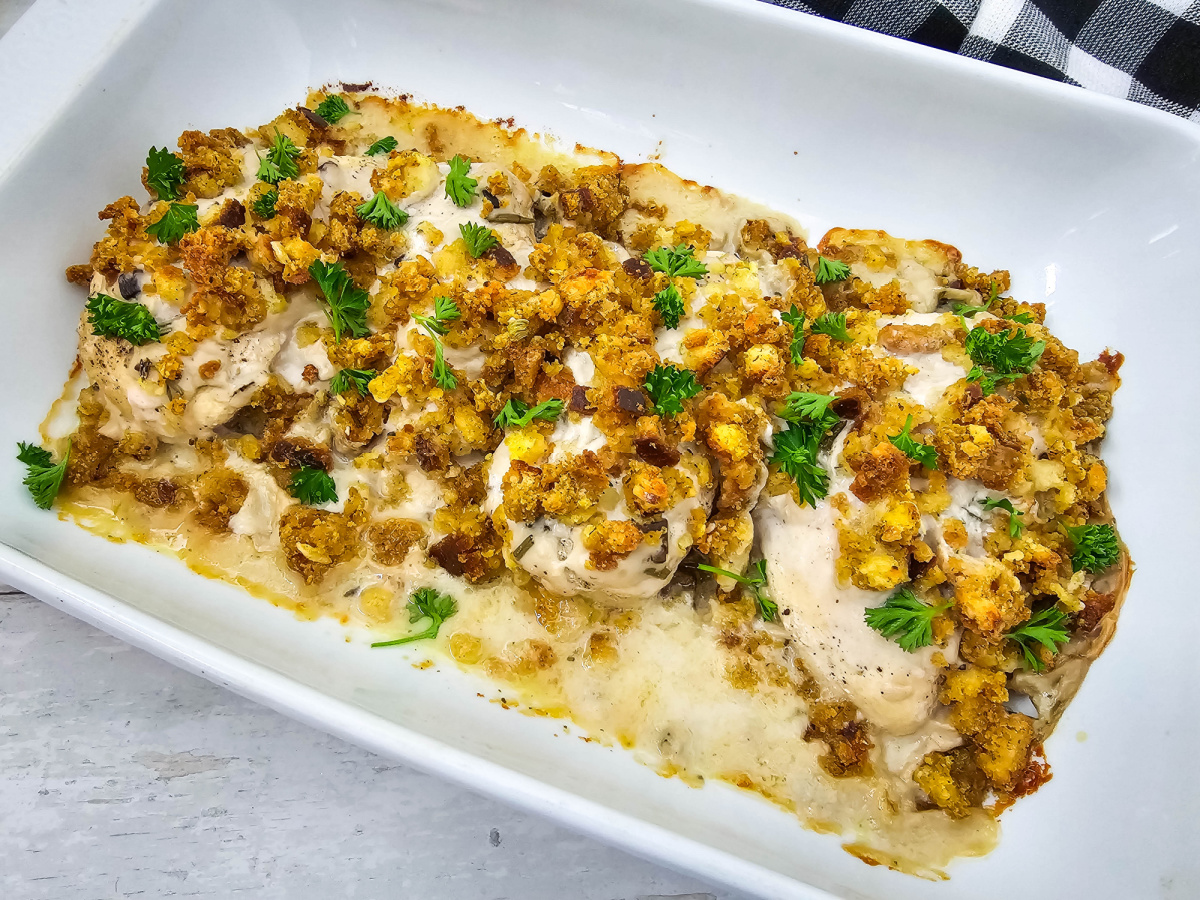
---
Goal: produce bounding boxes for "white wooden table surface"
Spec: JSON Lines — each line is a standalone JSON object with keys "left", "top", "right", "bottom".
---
{"left": 0, "top": 2, "right": 745, "bottom": 896}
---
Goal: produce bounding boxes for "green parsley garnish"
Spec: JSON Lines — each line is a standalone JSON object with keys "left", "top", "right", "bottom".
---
{"left": 445, "top": 155, "right": 477, "bottom": 207}
{"left": 412, "top": 295, "right": 462, "bottom": 337}
{"left": 251, "top": 188, "right": 278, "bottom": 220}
{"left": 330, "top": 368, "right": 376, "bottom": 396}
{"left": 17, "top": 441, "right": 70, "bottom": 510}
{"left": 314, "top": 95, "right": 352, "bottom": 124}
{"left": 780, "top": 304, "right": 805, "bottom": 364}
{"left": 954, "top": 280, "right": 998, "bottom": 319}
{"left": 779, "top": 392, "right": 840, "bottom": 434}
{"left": 1006, "top": 606, "right": 1070, "bottom": 672}
{"left": 145, "top": 202, "right": 198, "bottom": 244}
{"left": 257, "top": 131, "right": 301, "bottom": 185}
{"left": 365, "top": 136, "right": 398, "bottom": 156}
{"left": 371, "top": 587, "right": 458, "bottom": 647}
{"left": 888, "top": 415, "right": 938, "bottom": 469}
{"left": 357, "top": 192, "right": 408, "bottom": 230}
{"left": 1064, "top": 523, "right": 1119, "bottom": 574}
{"left": 493, "top": 397, "right": 564, "bottom": 429}
{"left": 770, "top": 423, "right": 829, "bottom": 508}
{"left": 652, "top": 283, "right": 685, "bottom": 329}
{"left": 964, "top": 323, "right": 1045, "bottom": 396}
{"left": 643, "top": 363, "right": 703, "bottom": 417}
{"left": 86, "top": 293, "right": 161, "bottom": 345}
{"left": 644, "top": 244, "right": 707, "bottom": 279}
{"left": 413, "top": 296, "right": 462, "bottom": 391}
{"left": 813, "top": 255, "right": 851, "bottom": 284}
{"left": 697, "top": 559, "right": 778, "bottom": 622}
{"left": 981, "top": 496, "right": 1025, "bottom": 538}
{"left": 1007, "top": 312, "right": 1034, "bottom": 325}
{"left": 810, "top": 311, "right": 851, "bottom": 342}
{"left": 864, "top": 587, "right": 952, "bottom": 652}
{"left": 308, "top": 260, "right": 371, "bottom": 342}
{"left": 288, "top": 466, "right": 336, "bottom": 505}
{"left": 459, "top": 222, "right": 498, "bottom": 258}
{"left": 146, "top": 146, "right": 185, "bottom": 201}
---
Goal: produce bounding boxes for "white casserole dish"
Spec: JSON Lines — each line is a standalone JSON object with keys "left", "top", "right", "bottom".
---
{"left": 1, "top": 0, "right": 1197, "bottom": 897}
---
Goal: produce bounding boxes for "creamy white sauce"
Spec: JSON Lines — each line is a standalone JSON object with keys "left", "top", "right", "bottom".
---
{"left": 757, "top": 490, "right": 945, "bottom": 736}
{"left": 226, "top": 453, "right": 292, "bottom": 551}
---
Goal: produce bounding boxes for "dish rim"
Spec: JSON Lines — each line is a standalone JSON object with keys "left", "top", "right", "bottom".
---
{"left": 1, "top": 1, "right": 1194, "bottom": 898}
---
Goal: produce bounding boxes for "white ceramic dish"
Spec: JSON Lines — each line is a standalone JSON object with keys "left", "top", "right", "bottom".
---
{"left": 2, "top": 1, "right": 1198, "bottom": 897}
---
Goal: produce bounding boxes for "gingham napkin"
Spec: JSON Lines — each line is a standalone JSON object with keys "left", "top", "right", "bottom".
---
{"left": 761, "top": 0, "right": 1200, "bottom": 120}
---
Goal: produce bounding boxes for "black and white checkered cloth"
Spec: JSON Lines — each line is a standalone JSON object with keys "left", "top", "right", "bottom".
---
{"left": 761, "top": 0, "right": 1200, "bottom": 119}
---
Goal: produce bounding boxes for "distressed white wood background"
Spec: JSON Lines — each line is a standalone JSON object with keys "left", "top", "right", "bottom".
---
{"left": 0, "top": 2, "right": 743, "bottom": 895}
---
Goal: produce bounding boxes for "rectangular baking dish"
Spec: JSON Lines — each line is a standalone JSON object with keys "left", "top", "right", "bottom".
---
{"left": 2, "top": 1, "right": 1197, "bottom": 897}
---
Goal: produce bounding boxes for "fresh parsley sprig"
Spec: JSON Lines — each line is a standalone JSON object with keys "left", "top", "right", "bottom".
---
{"left": 314, "top": 95, "right": 353, "bottom": 124}
{"left": 644, "top": 244, "right": 707, "bottom": 279}
{"left": 652, "top": 284, "right": 685, "bottom": 329}
{"left": 445, "top": 155, "right": 477, "bottom": 207}
{"left": 251, "top": 188, "right": 278, "bottom": 220}
{"left": 357, "top": 192, "right": 408, "bottom": 230}
{"left": 86, "top": 293, "right": 161, "bottom": 345}
{"left": 371, "top": 587, "right": 458, "bottom": 647}
{"left": 146, "top": 146, "right": 185, "bottom": 201}
{"left": 964, "top": 323, "right": 1045, "bottom": 396}
{"left": 643, "top": 364, "right": 702, "bottom": 417}
{"left": 779, "top": 392, "right": 839, "bottom": 434}
{"left": 770, "top": 424, "right": 829, "bottom": 508}
{"left": 810, "top": 311, "right": 851, "bottom": 342}
{"left": 330, "top": 368, "right": 376, "bottom": 396}
{"left": 698, "top": 559, "right": 778, "bottom": 622}
{"left": 1006, "top": 606, "right": 1070, "bottom": 672}
{"left": 146, "top": 203, "right": 198, "bottom": 244}
{"left": 258, "top": 131, "right": 301, "bottom": 185}
{"left": 953, "top": 280, "right": 996, "bottom": 319}
{"left": 864, "top": 586, "right": 952, "bottom": 652}
{"left": 365, "top": 136, "right": 398, "bottom": 156}
{"left": 981, "top": 496, "right": 1025, "bottom": 538}
{"left": 780, "top": 304, "right": 805, "bottom": 364}
{"left": 494, "top": 397, "right": 563, "bottom": 429}
{"left": 309, "top": 260, "right": 371, "bottom": 342}
{"left": 1064, "top": 523, "right": 1119, "bottom": 573}
{"left": 17, "top": 441, "right": 70, "bottom": 510}
{"left": 814, "top": 255, "right": 851, "bottom": 284}
{"left": 413, "top": 296, "right": 462, "bottom": 391}
{"left": 888, "top": 415, "right": 938, "bottom": 469}
{"left": 289, "top": 466, "right": 337, "bottom": 505}
{"left": 460, "top": 222, "right": 498, "bottom": 258}
{"left": 412, "top": 295, "right": 462, "bottom": 337}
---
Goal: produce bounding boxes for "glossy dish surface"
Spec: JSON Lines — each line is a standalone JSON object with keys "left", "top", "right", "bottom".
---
{"left": 0, "top": 1, "right": 1197, "bottom": 899}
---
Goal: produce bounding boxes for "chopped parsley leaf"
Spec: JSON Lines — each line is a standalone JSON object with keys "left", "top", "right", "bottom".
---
{"left": 643, "top": 364, "right": 702, "bottom": 417}
{"left": 888, "top": 415, "right": 938, "bottom": 469}
{"left": 652, "top": 283, "right": 685, "bottom": 329}
{"left": 146, "top": 146, "right": 185, "bottom": 201}
{"left": 459, "top": 222, "right": 498, "bottom": 258}
{"left": 445, "top": 155, "right": 477, "bottom": 207}
{"left": 357, "top": 192, "right": 408, "bottom": 230}
{"left": 864, "top": 587, "right": 952, "bottom": 652}
{"left": 308, "top": 260, "right": 371, "bottom": 342}
{"left": 371, "top": 587, "right": 458, "bottom": 647}
{"left": 330, "top": 368, "right": 376, "bottom": 396}
{"left": 644, "top": 244, "right": 707, "bottom": 279}
{"left": 86, "top": 293, "right": 161, "bottom": 345}
{"left": 1006, "top": 606, "right": 1070, "bottom": 672}
{"left": 813, "top": 255, "right": 850, "bottom": 284}
{"left": 288, "top": 466, "right": 336, "bottom": 505}
{"left": 145, "top": 202, "right": 198, "bottom": 244}
{"left": 17, "top": 441, "right": 70, "bottom": 510}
